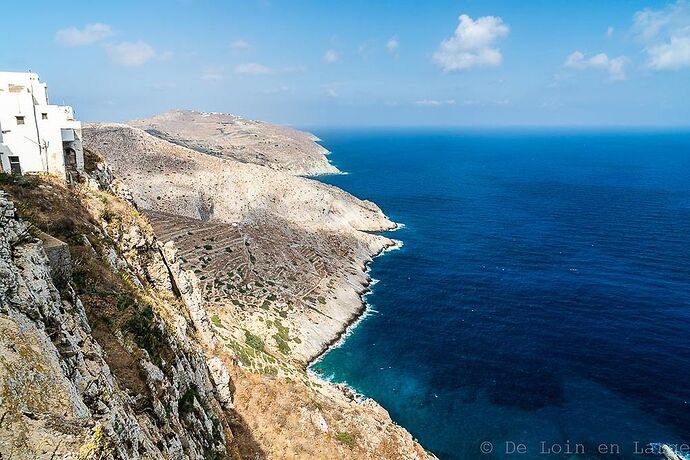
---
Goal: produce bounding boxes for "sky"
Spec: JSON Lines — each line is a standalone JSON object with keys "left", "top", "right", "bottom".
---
{"left": 2, "top": 0, "right": 690, "bottom": 126}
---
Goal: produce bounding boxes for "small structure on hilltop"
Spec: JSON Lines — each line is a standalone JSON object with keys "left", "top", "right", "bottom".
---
{"left": 0, "top": 71, "right": 84, "bottom": 179}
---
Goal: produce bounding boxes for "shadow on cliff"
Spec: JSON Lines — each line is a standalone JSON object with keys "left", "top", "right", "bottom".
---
{"left": 217, "top": 359, "right": 266, "bottom": 460}
{"left": 225, "top": 407, "right": 267, "bottom": 460}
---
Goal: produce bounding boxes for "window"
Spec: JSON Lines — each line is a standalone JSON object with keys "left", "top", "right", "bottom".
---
{"left": 42, "top": 113, "right": 48, "bottom": 120}
{"left": 15, "top": 116, "right": 25, "bottom": 125}
{"left": 8, "top": 156, "right": 21, "bottom": 174}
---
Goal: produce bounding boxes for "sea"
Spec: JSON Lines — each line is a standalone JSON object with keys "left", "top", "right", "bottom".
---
{"left": 309, "top": 128, "right": 690, "bottom": 460}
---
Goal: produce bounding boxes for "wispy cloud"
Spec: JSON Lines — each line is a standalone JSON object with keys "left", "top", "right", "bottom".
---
{"left": 106, "top": 41, "right": 161, "bottom": 67}
{"left": 234, "top": 62, "right": 274, "bottom": 75}
{"left": 607, "top": 26, "right": 615, "bottom": 38}
{"left": 415, "top": 99, "right": 457, "bottom": 107}
{"left": 386, "top": 35, "right": 399, "bottom": 54}
{"left": 321, "top": 81, "right": 346, "bottom": 98}
{"left": 152, "top": 82, "right": 177, "bottom": 91}
{"left": 55, "top": 23, "right": 112, "bottom": 46}
{"left": 633, "top": 1, "right": 690, "bottom": 70}
{"left": 234, "top": 63, "right": 305, "bottom": 76}
{"left": 323, "top": 49, "right": 339, "bottom": 63}
{"left": 433, "top": 14, "right": 510, "bottom": 71}
{"left": 230, "top": 39, "right": 252, "bottom": 51}
{"left": 201, "top": 68, "right": 224, "bottom": 81}
{"left": 261, "top": 85, "right": 289, "bottom": 94}
{"left": 564, "top": 51, "right": 629, "bottom": 81}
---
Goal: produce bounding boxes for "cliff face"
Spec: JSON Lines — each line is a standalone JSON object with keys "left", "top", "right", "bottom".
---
{"left": 0, "top": 181, "right": 240, "bottom": 459}
{"left": 0, "top": 113, "right": 431, "bottom": 459}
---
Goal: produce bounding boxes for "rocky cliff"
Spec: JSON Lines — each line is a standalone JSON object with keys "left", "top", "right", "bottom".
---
{"left": 0, "top": 180, "right": 237, "bottom": 459}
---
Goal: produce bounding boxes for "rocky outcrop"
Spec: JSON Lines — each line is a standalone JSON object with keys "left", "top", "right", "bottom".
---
{"left": 661, "top": 444, "right": 688, "bottom": 460}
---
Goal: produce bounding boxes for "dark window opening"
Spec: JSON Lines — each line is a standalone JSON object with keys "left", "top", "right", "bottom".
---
{"left": 15, "top": 116, "right": 25, "bottom": 125}
{"left": 42, "top": 113, "right": 48, "bottom": 120}
{"left": 63, "top": 144, "right": 78, "bottom": 170}
{"left": 8, "top": 156, "right": 21, "bottom": 174}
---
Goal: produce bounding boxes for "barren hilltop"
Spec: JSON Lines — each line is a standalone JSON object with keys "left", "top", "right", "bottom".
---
{"left": 130, "top": 110, "right": 339, "bottom": 176}
{"left": 0, "top": 111, "right": 431, "bottom": 459}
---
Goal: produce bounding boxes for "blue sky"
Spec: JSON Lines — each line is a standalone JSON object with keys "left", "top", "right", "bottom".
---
{"left": 2, "top": 0, "right": 690, "bottom": 126}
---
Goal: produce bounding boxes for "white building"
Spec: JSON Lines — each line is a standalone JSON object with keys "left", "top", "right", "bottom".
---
{"left": 0, "top": 71, "right": 84, "bottom": 179}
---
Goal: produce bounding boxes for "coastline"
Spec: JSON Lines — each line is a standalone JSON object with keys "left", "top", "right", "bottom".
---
{"left": 300, "top": 137, "right": 400, "bottom": 365}
{"left": 306, "top": 234, "right": 403, "bottom": 378}
{"left": 304, "top": 138, "right": 404, "bottom": 368}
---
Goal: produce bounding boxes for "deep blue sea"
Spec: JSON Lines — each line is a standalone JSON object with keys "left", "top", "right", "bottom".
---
{"left": 309, "top": 129, "right": 690, "bottom": 460}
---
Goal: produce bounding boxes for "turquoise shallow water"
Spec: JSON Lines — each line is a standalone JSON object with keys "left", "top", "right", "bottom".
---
{"left": 309, "top": 129, "right": 690, "bottom": 460}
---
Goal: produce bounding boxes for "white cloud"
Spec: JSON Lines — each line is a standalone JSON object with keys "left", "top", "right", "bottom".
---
{"left": 416, "top": 99, "right": 457, "bottom": 107}
{"left": 607, "top": 26, "right": 615, "bottom": 38}
{"left": 201, "top": 69, "right": 224, "bottom": 81}
{"left": 233, "top": 63, "right": 304, "bottom": 76}
{"left": 386, "top": 35, "right": 399, "bottom": 54}
{"left": 106, "top": 41, "right": 158, "bottom": 67}
{"left": 646, "top": 36, "right": 690, "bottom": 70}
{"left": 234, "top": 62, "right": 273, "bottom": 75}
{"left": 433, "top": 14, "right": 510, "bottom": 71}
{"left": 262, "top": 85, "right": 289, "bottom": 94}
{"left": 564, "top": 51, "right": 629, "bottom": 81}
{"left": 55, "top": 23, "right": 112, "bottom": 46}
{"left": 633, "top": 1, "right": 690, "bottom": 70}
{"left": 282, "top": 65, "right": 306, "bottom": 74}
{"left": 323, "top": 49, "right": 339, "bottom": 63}
{"left": 230, "top": 39, "right": 252, "bottom": 51}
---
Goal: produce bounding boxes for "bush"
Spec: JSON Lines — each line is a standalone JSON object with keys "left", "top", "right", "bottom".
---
{"left": 51, "top": 216, "right": 75, "bottom": 235}
{"left": 116, "top": 295, "right": 135, "bottom": 312}
{"left": 178, "top": 386, "right": 200, "bottom": 417}
{"left": 100, "top": 207, "right": 116, "bottom": 223}
{"left": 244, "top": 330, "right": 264, "bottom": 352}
{"left": 124, "top": 305, "right": 165, "bottom": 366}
{"left": 210, "top": 314, "right": 222, "bottom": 327}
{"left": 274, "top": 335, "right": 290, "bottom": 354}
{"left": 335, "top": 431, "right": 355, "bottom": 448}
{"left": 0, "top": 172, "right": 16, "bottom": 185}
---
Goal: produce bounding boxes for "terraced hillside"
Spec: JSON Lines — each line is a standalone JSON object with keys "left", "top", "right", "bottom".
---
{"left": 145, "top": 209, "right": 392, "bottom": 365}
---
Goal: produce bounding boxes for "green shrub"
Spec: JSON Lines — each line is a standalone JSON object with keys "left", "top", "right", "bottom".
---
{"left": 116, "top": 295, "right": 135, "bottom": 312}
{"left": 210, "top": 314, "right": 222, "bottom": 327}
{"left": 178, "top": 386, "right": 200, "bottom": 417}
{"left": 124, "top": 305, "right": 165, "bottom": 366}
{"left": 335, "top": 431, "right": 355, "bottom": 448}
{"left": 274, "top": 335, "right": 290, "bottom": 354}
{"left": 244, "top": 330, "right": 264, "bottom": 352}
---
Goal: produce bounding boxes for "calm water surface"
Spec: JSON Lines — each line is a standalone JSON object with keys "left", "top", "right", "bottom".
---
{"left": 310, "top": 129, "right": 690, "bottom": 460}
